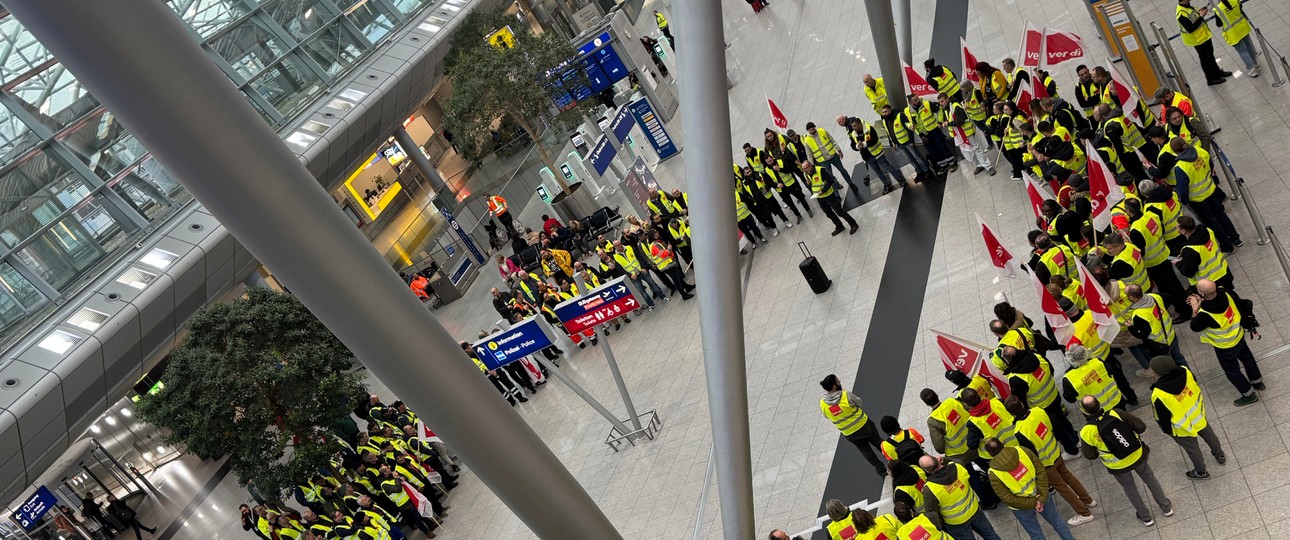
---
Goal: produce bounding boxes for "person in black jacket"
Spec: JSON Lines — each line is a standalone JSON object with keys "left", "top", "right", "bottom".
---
{"left": 847, "top": 117, "right": 905, "bottom": 193}
{"left": 107, "top": 495, "right": 155, "bottom": 540}
{"left": 1175, "top": 216, "right": 1236, "bottom": 291}
{"left": 1177, "top": 0, "right": 1231, "bottom": 84}
{"left": 1187, "top": 279, "right": 1264, "bottom": 404}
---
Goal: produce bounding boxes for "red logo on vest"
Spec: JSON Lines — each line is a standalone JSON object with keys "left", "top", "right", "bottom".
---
{"left": 908, "top": 525, "right": 932, "bottom": 540}
{"left": 947, "top": 409, "right": 961, "bottom": 425}
{"left": 1009, "top": 461, "right": 1030, "bottom": 480}
{"left": 828, "top": 404, "right": 843, "bottom": 415}
{"left": 1031, "top": 365, "right": 1046, "bottom": 380}
{"left": 839, "top": 525, "right": 857, "bottom": 539}
{"left": 1035, "top": 421, "right": 1049, "bottom": 439}
{"left": 986, "top": 412, "right": 1003, "bottom": 429}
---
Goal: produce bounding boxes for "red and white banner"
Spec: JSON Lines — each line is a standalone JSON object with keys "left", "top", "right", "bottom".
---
{"left": 930, "top": 330, "right": 1011, "bottom": 399}
{"left": 1029, "top": 262, "right": 1074, "bottom": 343}
{"left": 519, "top": 357, "right": 546, "bottom": 384}
{"left": 1021, "top": 21, "right": 1044, "bottom": 68}
{"left": 1032, "top": 73, "right": 1049, "bottom": 100}
{"left": 1105, "top": 60, "right": 1145, "bottom": 126}
{"left": 1076, "top": 259, "right": 1122, "bottom": 342}
{"left": 977, "top": 213, "right": 1024, "bottom": 278}
{"left": 1043, "top": 28, "right": 1086, "bottom": 67}
{"left": 961, "top": 38, "right": 981, "bottom": 84}
{"left": 1015, "top": 77, "right": 1035, "bottom": 117}
{"left": 767, "top": 96, "right": 789, "bottom": 130}
{"left": 903, "top": 61, "right": 938, "bottom": 98}
{"left": 1085, "top": 140, "right": 1126, "bottom": 231}
{"left": 1024, "top": 171, "right": 1055, "bottom": 225}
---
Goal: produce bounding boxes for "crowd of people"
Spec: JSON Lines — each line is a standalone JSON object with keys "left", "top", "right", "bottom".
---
{"left": 764, "top": 40, "right": 1269, "bottom": 539}
{"left": 237, "top": 397, "right": 462, "bottom": 540}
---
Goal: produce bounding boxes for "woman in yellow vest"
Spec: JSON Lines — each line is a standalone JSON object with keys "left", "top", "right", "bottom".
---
{"left": 825, "top": 500, "right": 901, "bottom": 540}
{"left": 1215, "top": 0, "right": 1259, "bottom": 76}
{"left": 892, "top": 501, "right": 946, "bottom": 540}
{"left": 1148, "top": 356, "right": 1226, "bottom": 479}
{"left": 1177, "top": 0, "right": 1230, "bottom": 84}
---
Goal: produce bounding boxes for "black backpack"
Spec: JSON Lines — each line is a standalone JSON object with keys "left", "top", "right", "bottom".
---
{"left": 892, "top": 431, "right": 926, "bottom": 465}
{"left": 1095, "top": 411, "right": 1142, "bottom": 459}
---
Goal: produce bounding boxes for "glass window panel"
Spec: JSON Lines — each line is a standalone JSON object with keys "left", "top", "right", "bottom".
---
{"left": 58, "top": 109, "right": 148, "bottom": 181}
{"left": 7, "top": 63, "right": 100, "bottom": 130}
{"left": 0, "top": 262, "right": 48, "bottom": 333}
{"left": 266, "top": 0, "right": 339, "bottom": 40}
{"left": 345, "top": 2, "right": 396, "bottom": 42}
{"left": 108, "top": 158, "right": 192, "bottom": 222}
{"left": 209, "top": 17, "right": 291, "bottom": 80}
{"left": 387, "top": 0, "right": 432, "bottom": 16}
{"left": 0, "top": 106, "right": 40, "bottom": 161}
{"left": 171, "top": 0, "right": 253, "bottom": 39}
{"left": 247, "top": 54, "right": 325, "bottom": 118}
{"left": 302, "top": 22, "right": 370, "bottom": 77}
{"left": 0, "top": 16, "right": 53, "bottom": 85}
{"left": 15, "top": 195, "right": 125, "bottom": 291}
{"left": 0, "top": 149, "right": 91, "bottom": 245}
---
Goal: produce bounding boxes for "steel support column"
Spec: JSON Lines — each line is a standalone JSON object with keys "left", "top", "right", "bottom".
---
{"left": 866, "top": 0, "right": 909, "bottom": 111}
{"left": 393, "top": 127, "right": 451, "bottom": 195}
{"left": 894, "top": 0, "right": 914, "bottom": 65}
{"left": 671, "top": 1, "right": 756, "bottom": 538}
{"left": 3, "top": 1, "right": 621, "bottom": 537}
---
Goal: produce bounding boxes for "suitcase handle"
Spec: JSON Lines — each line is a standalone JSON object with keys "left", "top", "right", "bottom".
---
{"left": 798, "top": 241, "right": 811, "bottom": 259}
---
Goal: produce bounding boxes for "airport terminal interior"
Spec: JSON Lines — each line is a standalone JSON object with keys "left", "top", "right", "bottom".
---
{"left": 4, "top": 0, "right": 1290, "bottom": 537}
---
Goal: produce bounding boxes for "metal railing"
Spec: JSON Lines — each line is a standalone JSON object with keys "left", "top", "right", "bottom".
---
{"left": 1210, "top": 142, "right": 1290, "bottom": 294}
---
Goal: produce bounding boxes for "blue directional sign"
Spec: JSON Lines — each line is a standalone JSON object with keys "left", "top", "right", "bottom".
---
{"left": 587, "top": 134, "right": 618, "bottom": 176}
{"left": 609, "top": 106, "right": 635, "bottom": 144}
{"left": 472, "top": 318, "right": 556, "bottom": 370}
{"left": 553, "top": 277, "right": 641, "bottom": 334}
{"left": 438, "top": 206, "right": 486, "bottom": 264}
{"left": 627, "top": 98, "right": 679, "bottom": 160}
{"left": 12, "top": 486, "right": 56, "bottom": 531}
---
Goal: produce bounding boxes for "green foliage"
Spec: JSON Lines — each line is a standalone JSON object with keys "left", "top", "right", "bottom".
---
{"left": 136, "top": 288, "right": 366, "bottom": 498}
{"left": 441, "top": 9, "right": 592, "bottom": 186}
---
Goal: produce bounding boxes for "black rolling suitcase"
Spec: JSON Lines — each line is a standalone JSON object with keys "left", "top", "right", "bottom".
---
{"left": 798, "top": 242, "right": 831, "bottom": 294}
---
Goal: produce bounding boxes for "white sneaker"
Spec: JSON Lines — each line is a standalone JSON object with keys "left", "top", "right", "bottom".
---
{"left": 1164, "top": 508, "right": 1175, "bottom": 517}
{"left": 1067, "top": 514, "right": 1095, "bottom": 526}
{"left": 1087, "top": 499, "right": 1098, "bottom": 508}
{"left": 1250, "top": 66, "right": 1261, "bottom": 78}
{"left": 1135, "top": 368, "right": 1155, "bottom": 378}
{"left": 785, "top": 222, "right": 793, "bottom": 229}
{"left": 1142, "top": 518, "right": 1156, "bottom": 527}
{"left": 772, "top": 229, "right": 780, "bottom": 237}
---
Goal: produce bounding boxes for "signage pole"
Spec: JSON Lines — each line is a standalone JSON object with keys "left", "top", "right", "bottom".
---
{"left": 534, "top": 356, "right": 633, "bottom": 435}
{"left": 598, "top": 336, "right": 644, "bottom": 432}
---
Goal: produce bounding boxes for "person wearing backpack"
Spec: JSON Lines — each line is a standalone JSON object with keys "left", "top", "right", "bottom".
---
{"left": 1078, "top": 396, "right": 1174, "bottom": 527}
{"left": 879, "top": 415, "right": 928, "bottom": 466}
{"left": 984, "top": 438, "right": 1077, "bottom": 540}
{"left": 1149, "top": 355, "right": 1226, "bottom": 479}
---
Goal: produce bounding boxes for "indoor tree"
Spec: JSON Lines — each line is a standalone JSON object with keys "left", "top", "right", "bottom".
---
{"left": 136, "top": 287, "right": 367, "bottom": 498}
{"left": 441, "top": 9, "right": 594, "bottom": 193}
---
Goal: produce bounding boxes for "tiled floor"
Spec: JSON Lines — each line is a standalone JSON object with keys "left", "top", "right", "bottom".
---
{"left": 143, "top": 0, "right": 1290, "bottom": 537}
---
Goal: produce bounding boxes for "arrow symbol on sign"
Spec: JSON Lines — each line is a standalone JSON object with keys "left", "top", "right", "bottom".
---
{"left": 625, "top": 298, "right": 636, "bottom": 307}
{"left": 616, "top": 285, "right": 627, "bottom": 295}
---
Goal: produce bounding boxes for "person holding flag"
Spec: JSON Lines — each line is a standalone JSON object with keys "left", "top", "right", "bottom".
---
{"left": 937, "top": 92, "right": 995, "bottom": 176}
{"left": 924, "top": 58, "right": 961, "bottom": 102}
{"left": 1001, "top": 58, "right": 1031, "bottom": 101}
{"left": 1094, "top": 103, "right": 1154, "bottom": 181}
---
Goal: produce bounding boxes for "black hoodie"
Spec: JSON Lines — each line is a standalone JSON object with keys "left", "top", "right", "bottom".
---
{"left": 1150, "top": 366, "right": 1191, "bottom": 434}
{"left": 1006, "top": 350, "right": 1047, "bottom": 401}
{"left": 890, "top": 462, "right": 924, "bottom": 511}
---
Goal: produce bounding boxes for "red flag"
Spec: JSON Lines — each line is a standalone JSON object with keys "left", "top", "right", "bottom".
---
{"left": 1106, "top": 60, "right": 1144, "bottom": 126}
{"left": 931, "top": 330, "right": 1011, "bottom": 399}
{"left": 1076, "top": 259, "right": 1122, "bottom": 342}
{"left": 977, "top": 213, "right": 1022, "bottom": 278}
{"left": 1021, "top": 21, "right": 1044, "bottom": 68}
{"left": 1024, "top": 171, "right": 1055, "bottom": 225}
{"left": 1033, "top": 75, "right": 1049, "bottom": 100}
{"left": 1084, "top": 140, "right": 1126, "bottom": 231}
{"left": 1029, "top": 263, "right": 1073, "bottom": 343}
{"left": 961, "top": 38, "right": 980, "bottom": 84}
{"left": 902, "top": 61, "right": 938, "bottom": 98}
{"left": 1043, "top": 28, "right": 1086, "bottom": 67}
{"left": 767, "top": 96, "right": 789, "bottom": 130}
{"left": 1015, "top": 77, "right": 1034, "bottom": 116}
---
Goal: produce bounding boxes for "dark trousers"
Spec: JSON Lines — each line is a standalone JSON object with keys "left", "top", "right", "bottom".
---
{"left": 658, "top": 265, "right": 692, "bottom": 295}
{"left": 1044, "top": 399, "right": 1080, "bottom": 455}
{"left": 922, "top": 129, "right": 956, "bottom": 168}
{"left": 817, "top": 194, "right": 857, "bottom": 230}
{"left": 1104, "top": 350, "right": 1140, "bottom": 405}
{"left": 676, "top": 244, "right": 693, "bottom": 265}
{"left": 1189, "top": 194, "right": 1241, "bottom": 251}
{"left": 1214, "top": 339, "right": 1263, "bottom": 394}
{"left": 123, "top": 520, "right": 156, "bottom": 540}
{"left": 779, "top": 183, "right": 810, "bottom": 218}
{"left": 1004, "top": 148, "right": 1026, "bottom": 178}
{"left": 1123, "top": 148, "right": 1149, "bottom": 180}
{"left": 843, "top": 425, "right": 886, "bottom": 472}
{"left": 823, "top": 155, "right": 853, "bottom": 183}
{"left": 738, "top": 217, "right": 765, "bottom": 242}
{"left": 1147, "top": 262, "right": 1190, "bottom": 315}
{"left": 749, "top": 201, "right": 778, "bottom": 231}
{"left": 497, "top": 212, "right": 516, "bottom": 234}
{"left": 758, "top": 196, "right": 791, "bottom": 227}
{"left": 504, "top": 362, "right": 536, "bottom": 393}
{"left": 1193, "top": 39, "right": 1226, "bottom": 80}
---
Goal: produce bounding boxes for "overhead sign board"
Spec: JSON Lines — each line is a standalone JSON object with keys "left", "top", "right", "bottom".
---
{"left": 472, "top": 318, "right": 556, "bottom": 370}
{"left": 627, "top": 98, "right": 678, "bottom": 160}
{"left": 553, "top": 277, "right": 640, "bottom": 334}
{"left": 609, "top": 106, "right": 636, "bottom": 144}
{"left": 12, "top": 486, "right": 56, "bottom": 531}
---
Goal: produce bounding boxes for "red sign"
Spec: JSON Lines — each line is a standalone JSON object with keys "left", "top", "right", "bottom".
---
{"left": 1024, "top": 171, "right": 1054, "bottom": 223}
{"left": 903, "top": 61, "right": 938, "bottom": 98}
{"left": 978, "top": 213, "right": 1020, "bottom": 278}
{"left": 961, "top": 38, "right": 980, "bottom": 84}
{"left": 1084, "top": 140, "right": 1125, "bottom": 231}
{"left": 1021, "top": 21, "right": 1044, "bottom": 68}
